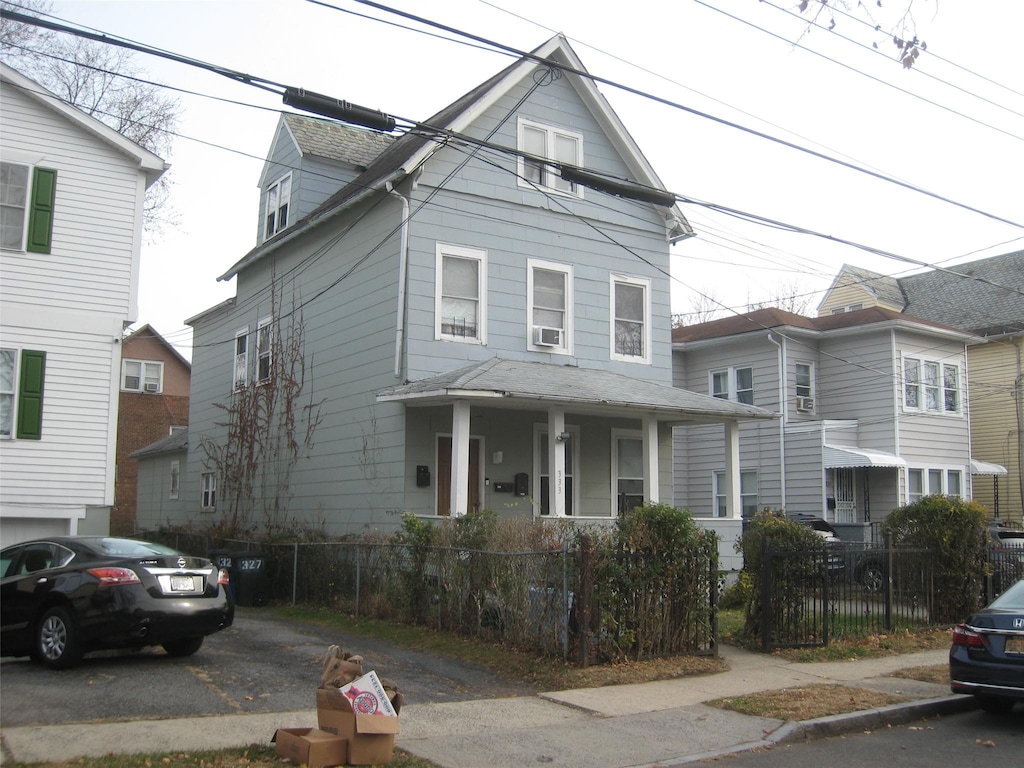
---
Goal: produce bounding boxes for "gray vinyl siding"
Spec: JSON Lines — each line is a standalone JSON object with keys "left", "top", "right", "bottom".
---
{"left": 135, "top": 449, "right": 188, "bottom": 532}
{"left": 783, "top": 427, "right": 826, "bottom": 516}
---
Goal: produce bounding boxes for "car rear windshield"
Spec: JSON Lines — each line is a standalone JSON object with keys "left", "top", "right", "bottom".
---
{"left": 989, "top": 579, "right": 1024, "bottom": 609}
{"left": 97, "top": 538, "right": 181, "bottom": 557}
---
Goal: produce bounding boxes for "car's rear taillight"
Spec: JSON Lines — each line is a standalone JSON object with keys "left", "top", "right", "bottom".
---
{"left": 87, "top": 567, "right": 142, "bottom": 587}
{"left": 952, "top": 623, "right": 985, "bottom": 647}
{"left": 218, "top": 568, "right": 230, "bottom": 587}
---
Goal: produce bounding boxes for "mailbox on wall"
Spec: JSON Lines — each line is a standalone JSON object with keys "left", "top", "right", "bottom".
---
{"left": 416, "top": 465, "right": 430, "bottom": 487}
{"left": 514, "top": 472, "right": 528, "bottom": 497}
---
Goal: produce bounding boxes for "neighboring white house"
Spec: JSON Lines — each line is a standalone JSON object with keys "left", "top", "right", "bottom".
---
{"left": 135, "top": 35, "right": 774, "bottom": 543}
{"left": 0, "top": 64, "right": 166, "bottom": 547}
{"left": 672, "top": 307, "right": 980, "bottom": 567}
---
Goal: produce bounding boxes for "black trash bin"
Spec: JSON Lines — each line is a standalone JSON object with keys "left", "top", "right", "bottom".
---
{"left": 232, "top": 551, "right": 267, "bottom": 607}
{"left": 208, "top": 549, "right": 236, "bottom": 603}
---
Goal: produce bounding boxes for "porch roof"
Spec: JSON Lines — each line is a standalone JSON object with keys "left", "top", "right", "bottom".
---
{"left": 971, "top": 459, "right": 1008, "bottom": 476}
{"left": 377, "top": 358, "right": 775, "bottom": 423}
{"left": 823, "top": 444, "right": 907, "bottom": 469}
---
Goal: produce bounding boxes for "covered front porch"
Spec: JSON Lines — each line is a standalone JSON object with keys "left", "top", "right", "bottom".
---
{"left": 377, "top": 358, "right": 775, "bottom": 523}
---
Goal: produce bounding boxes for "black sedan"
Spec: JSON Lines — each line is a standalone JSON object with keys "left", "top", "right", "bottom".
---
{"left": 1, "top": 536, "right": 234, "bottom": 669}
{"left": 950, "top": 577, "right": 1024, "bottom": 714}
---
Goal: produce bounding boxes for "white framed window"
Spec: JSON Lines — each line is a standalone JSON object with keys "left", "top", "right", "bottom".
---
{"left": 233, "top": 327, "right": 249, "bottom": 389}
{"left": 169, "top": 460, "right": 180, "bottom": 500}
{"left": 264, "top": 173, "right": 291, "bottom": 240}
{"left": 610, "top": 274, "right": 651, "bottom": 363}
{"left": 903, "top": 356, "right": 960, "bottom": 414}
{"left": 436, "top": 243, "right": 487, "bottom": 343}
{"left": 795, "top": 362, "right": 813, "bottom": 398}
{"left": 1, "top": 348, "right": 15, "bottom": 438}
{"left": 527, "top": 259, "right": 572, "bottom": 353}
{"left": 713, "top": 470, "right": 759, "bottom": 518}
{"left": 256, "top": 317, "right": 272, "bottom": 383}
{"left": 710, "top": 366, "right": 754, "bottom": 405}
{"left": 908, "top": 466, "right": 964, "bottom": 501}
{"left": 201, "top": 472, "right": 216, "bottom": 511}
{"left": 830, "top": 303, "right": 863, "bottom": 315}
{"left": 1, "top": 160, "right": 56, "bottom": 253}
{"left": 517, "top": 118, "right": 583, "bottom": 196}
{"left": 121, "top": 360, "right": 163, "bottom": 393}
{"left": 534, "top": 424, "right": 580, "bottom": 517}
{"left": 613, "top": 431, "right": 644, "bottom": 516}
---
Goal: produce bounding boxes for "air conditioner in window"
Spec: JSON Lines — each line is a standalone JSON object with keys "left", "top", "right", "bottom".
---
{"left": 144, "top": 382, "right": 160, "bottom": 393}
{"left": 533, "top": 326, "right": 563, "bottom": 347}
{"left": 796, "top": 396, "right": 814, "bottom": 412}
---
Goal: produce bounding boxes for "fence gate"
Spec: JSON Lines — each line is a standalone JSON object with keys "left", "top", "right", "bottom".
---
{"left": 760, "top": 542, "right": 831, "bottom": 651}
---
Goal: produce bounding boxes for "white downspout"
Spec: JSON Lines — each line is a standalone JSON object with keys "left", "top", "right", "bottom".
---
{"left": 768, "top": 332, "right": 787, "bottom": 510}
{"left": 387, "top": 182, "right": 410, "bottom": 378}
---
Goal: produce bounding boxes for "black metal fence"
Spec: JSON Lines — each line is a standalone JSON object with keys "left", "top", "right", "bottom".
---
{"left": 137, "top": 530, "right": 716, "bottom": 663}
{"left": 758, "top": 539, "right": 1022, "bottom": 651}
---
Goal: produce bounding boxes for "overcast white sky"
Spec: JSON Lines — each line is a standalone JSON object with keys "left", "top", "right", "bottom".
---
{"left": 40, "top": 0, "right": 1024, "bottom": 356}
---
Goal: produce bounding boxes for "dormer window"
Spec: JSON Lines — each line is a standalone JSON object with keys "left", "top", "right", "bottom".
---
{"left": 264, "top": 173, "right": 291, "bottom": 240}
{"left": 517, "top": 119, "right": 582, "bottom": 197}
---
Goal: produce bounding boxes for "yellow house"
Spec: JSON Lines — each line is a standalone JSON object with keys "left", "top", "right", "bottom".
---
{"left": 818, "top": 252, "right": 1023, "bottom": 524}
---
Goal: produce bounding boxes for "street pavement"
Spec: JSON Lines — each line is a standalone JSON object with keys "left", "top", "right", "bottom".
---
{"left": 0, "top": 645, "right": 975, "bottom": 767}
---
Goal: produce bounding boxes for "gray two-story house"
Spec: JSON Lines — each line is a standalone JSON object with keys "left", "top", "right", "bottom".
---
{"left": 672, "top": 307, "right": 978, "bottom": 561}
{"left": 142, "top": 36, "right": 773, "bottom": 539}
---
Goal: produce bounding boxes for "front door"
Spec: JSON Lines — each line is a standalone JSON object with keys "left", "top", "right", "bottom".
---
{"left": 436, "top": 436, "right": 481, "bottom": 516}
{"left": 834, "top": 468, "right": 856, "bottom": 524}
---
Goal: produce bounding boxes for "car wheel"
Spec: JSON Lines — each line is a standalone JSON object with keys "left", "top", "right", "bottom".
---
{"left": 858, "top": 561, "right": 884, "bottom": 593}
{"left": 162, "top": 637, "right": 204, "bottom": 657}
{"left": 36, "top": 606, "right": 83, "bottom": 670}
{"left": 976, "top": 695, "right": 1015, "bottom": 715}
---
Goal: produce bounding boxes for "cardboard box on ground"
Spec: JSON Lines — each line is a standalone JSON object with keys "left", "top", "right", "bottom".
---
{"left": 274, "top": 645, "right": 403, "bottom": 767}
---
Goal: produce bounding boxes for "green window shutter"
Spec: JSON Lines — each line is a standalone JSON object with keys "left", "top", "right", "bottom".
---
{"left": 16, "top": 350, "right": 45, "bottom": 440}
{"left": 26, "top": 168, "right": 57, "bottom": 254}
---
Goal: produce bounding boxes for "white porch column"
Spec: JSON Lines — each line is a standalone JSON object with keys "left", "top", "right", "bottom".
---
{"left": 643, "top": 414, "right": 659, "bottom": 504}
{"left": 548, "top": 407, "right": 567, "bottom": 517}
{"left": 450, "top": 400, "right": 471, "bottom": 517}
{"left": 724, "top": 420, "right": 741, "bottom": 519}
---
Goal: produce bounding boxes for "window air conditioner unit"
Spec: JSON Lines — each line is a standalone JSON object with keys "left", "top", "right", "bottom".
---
{"left": 796, "top": 396, "right": 814, "bottom": 412}
{"left": 533, "top": 326, "right": 563, "bottom": 347}
{"left": 144, "top": 382, "right": 160, "bottom": 393}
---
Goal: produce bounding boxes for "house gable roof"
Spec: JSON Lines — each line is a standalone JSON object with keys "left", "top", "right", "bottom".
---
{"left": 1, "top": 63, "right": 167, "bottom": 187}
{"left": 219, "top": 34, "right": 690, "bottom": 281}
{"left": 377, "top": 358, "right": 774, "bottom": 423}
{"left": 123, "top": 324, "right": 191, "bottom": 371}
{"left": 673, "top": 306, "right": 973, "bottom": 345}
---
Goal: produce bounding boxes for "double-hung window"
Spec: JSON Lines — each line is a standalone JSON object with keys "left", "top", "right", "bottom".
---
{"left": 0, "top": 348, "right": 45, "bottom": 440}
{"left": 233, "top": 328, "right": 249, "bottom": 389}
{"left": 528, "top": 259, "right": 571, "bottom": 353}
{"left": 436, "top": 244, "right": 487, "bottom": 343}
{"left": 264, "top": 174, "right": 291, "bottom": 240}
{"left": 908, "top": 467, "right": 963, "bottom": 501}
{"left": 1, "top": 161, "right": 56, "bottom": 254}
{"left": 256, "top": 317, "right": 272, "bottom": 383}
{"left": 201, "top": 472, "right": 216, "bottom": 511}
{"left": 904, "top": 356, "right": 960, "bottom": 413}
{"left": 613, "top": 432, "right": 644, "bottom": 516}
{"left": 711, "top": 366, "right": 754, "bottom": 405}
{"left": 713, "top": 470, "right": 758, "bottom": 518}
{"left": 122, "top": 360, "right": 163, "bottom": 393}
{"left": 611, "top": 275, "right": 650, "bottom": 363}
{"left": 517, "top": 119, "right": 582, "bottom": 196}
{"left": 169, "top": 460, "right": 180, "bottom": 500}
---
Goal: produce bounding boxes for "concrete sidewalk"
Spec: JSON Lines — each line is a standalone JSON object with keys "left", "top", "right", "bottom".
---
{"left": 0, "top": 646, "right": 973, "bottom": 767}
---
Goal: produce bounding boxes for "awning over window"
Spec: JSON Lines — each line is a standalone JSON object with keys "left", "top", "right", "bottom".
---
{"left": 823, "top": 444, "right": 907, "bottom": 469}
{"left": 971, "top": 459, "right": 1008, "bottom": 476}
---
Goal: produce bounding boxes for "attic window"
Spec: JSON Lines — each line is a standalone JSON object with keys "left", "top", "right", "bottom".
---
{"left": 265, "top": 173, "right": 291, "bottom": 240}
{"left": 517, "top": 119, "right": 582, "bottom": 197}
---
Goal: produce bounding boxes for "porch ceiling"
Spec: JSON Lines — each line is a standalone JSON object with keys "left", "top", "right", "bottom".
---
{"left": 971, "top": 459, "right": 1008, "bottom": 476}
{"left": 823, "top": 444, "right": 907, "bottom": 468}
{"left": 377, "top": 357, "right": 776, "bottom": 424}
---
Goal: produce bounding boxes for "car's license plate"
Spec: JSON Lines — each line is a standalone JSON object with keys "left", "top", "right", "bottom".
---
{"left": 1006, "top": 636, "right": 1024, "bottom": 655}
{"left": 170, "top": 575, "right": 195, "bottom": 591}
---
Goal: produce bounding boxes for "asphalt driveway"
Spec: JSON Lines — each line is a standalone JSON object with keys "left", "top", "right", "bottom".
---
{"left": 0, "top": 607, "right": 534, "bottom": 727}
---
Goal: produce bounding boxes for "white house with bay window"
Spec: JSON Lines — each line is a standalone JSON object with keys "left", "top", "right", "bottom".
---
{"left": 135, "top": 35, "right": 775, "bottom": 541}
{"left": 673, "top": 306, "right": 985, "bottom": 562}
{"left": 0, "top": 64, "right": 166, "bottom": 546}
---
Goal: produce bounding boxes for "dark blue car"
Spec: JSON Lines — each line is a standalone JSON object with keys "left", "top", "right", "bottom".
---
{"left": 1, "top": 537, "right": 233, "bottom": 669}
{"left": 950, "top": 577, "right": 1024, "bottom": 714}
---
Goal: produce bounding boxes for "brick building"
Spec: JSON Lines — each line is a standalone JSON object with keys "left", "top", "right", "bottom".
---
{"left": 114, "top": 325, "right": 190, "bottom": 534}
